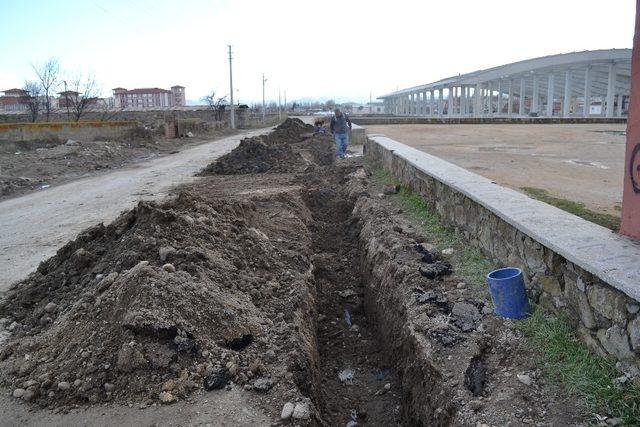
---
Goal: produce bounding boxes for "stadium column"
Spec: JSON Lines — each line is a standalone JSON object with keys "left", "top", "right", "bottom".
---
{"left": 474, "top": 83, "right": 483, "bottom": 118}
{"left": 422, "top": 90, "right": 428, "bottom": 116}
{"left": 563, "top": 69, "right": 572, "bottom": 118}
{"left": 532, "top": 74, "right": 539, "bottom": 114}
{"left": 620, "top": 0, "right": 640, "bottom": 238}
{"left": 546, "top": 74, "right": 555, "bottom": 117}
{"left": 496, "top": 80, "right": 502, "bottom": 115}
{"left": 606, "top": 63, "right": 617, "bottom": 118}
{"left": 487, "top": 81, "right": 493, "bottom": 116}
{"left": 508, "top": 79, "right": 514, "bottom": 116}
{"left": 438, "top": 88, "right": 443, "bottom": 117}
{"left": 618, "top": 94, "right": 624, "bottom": 117}
{"left": 583, "top": 66, "right": 592, "bottom": 117}
{"left": 449, "top": 86, "right": 456, "bottom": 115}
{"left": 519, "top": 78, "right": 526, "bottom": 115}
{"left": 430, "top": 90, "right": 435, "bottom": 117}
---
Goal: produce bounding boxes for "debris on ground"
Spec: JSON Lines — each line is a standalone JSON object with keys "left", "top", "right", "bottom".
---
{"left": 0, "top": 129, "right": 235, "bottom": 200}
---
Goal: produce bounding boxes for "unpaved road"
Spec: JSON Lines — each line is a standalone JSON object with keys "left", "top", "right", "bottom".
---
{"left": 0, "top": 128, "right": 269, "bottom": 292}
{"left": 365, "top": 123, "right": 626, "bottom": 215}
{"left": 0, "top": 388, "right": 272, "bottom": 427}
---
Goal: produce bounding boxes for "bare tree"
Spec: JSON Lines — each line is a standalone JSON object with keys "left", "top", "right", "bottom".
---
{"left": 202, "top": 90, "right": 228, "bottom": 121}
{"left": 66, "top": 75, "right": 100, "bottom": 121}
{"left": 32, "top": 58, "right": 59, "bottom": 122}
{"left": 23, "top": 81, "right": 42, "bottom": 122}
{"left": 325, "top": 99, "right": 336, "bottom": 111}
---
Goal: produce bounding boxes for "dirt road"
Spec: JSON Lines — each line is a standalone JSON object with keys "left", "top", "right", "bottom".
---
{"left": 365, "top": 123, "right": 626, "bottom": 215}
{"left": 0, "top": 128, "right": 270, "bottom": 292}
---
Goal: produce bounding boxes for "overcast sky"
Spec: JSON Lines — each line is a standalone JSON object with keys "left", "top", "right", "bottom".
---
{"left": 0, "top": 0, "right": 635, "bottom": 104}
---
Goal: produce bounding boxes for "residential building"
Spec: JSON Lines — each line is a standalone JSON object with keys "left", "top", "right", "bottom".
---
{"left": 58, "top": 90, "right": 80, "bottom": 108}
{"left": 58, "top": 90, "right": 100, "bottom": 108}
{"left": 0, "top": 88, "right": 29, "bottom": 111}
{"left": 112, "top": 85, "right": 186, "bottom": 109}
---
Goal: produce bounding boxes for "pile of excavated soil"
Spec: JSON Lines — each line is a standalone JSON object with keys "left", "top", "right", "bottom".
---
{"left": 198, "top": 118, "right": 330, "bottom": 175}
{"left": 0, "top": 122, "right": 338, "bottom": 420}
{"left": 0, "top": 191, "right": 317, "bottom": 409}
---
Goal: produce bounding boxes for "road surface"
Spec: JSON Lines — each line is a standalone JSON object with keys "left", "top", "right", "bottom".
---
{"left": 0, "top": 128, "right": 269, "bottom": 291}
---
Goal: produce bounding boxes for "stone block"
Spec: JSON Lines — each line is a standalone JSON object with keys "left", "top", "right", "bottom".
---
{"left": 597, "top": 326, "right": 634, "bottom": 360}
{"left": 565, "top": 277, "right": 596, "bottom": 329}
{"left": 539, "top": 293, "right": 558, "bottom": 315}
{"left": 628, "top": 316, "right": 640, "bottom": 351}
{"left": 577, "top": 326, "right": 607, "bottom": 357}
{"left": 587, "top": 284, "right": 628, "bottom": 324}
{"left": 537, "top": 274, "right": 562, "bottom": 297}
{"left": 522, "top": 239, "right": 546, "bottom": 273}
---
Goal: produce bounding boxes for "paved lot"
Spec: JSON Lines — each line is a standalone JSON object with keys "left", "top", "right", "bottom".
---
{"left": 365, "top": 123, "right": 627, "bottom": 215}
{"left": 0, "top": 128, "right": 269, "bottom": 291}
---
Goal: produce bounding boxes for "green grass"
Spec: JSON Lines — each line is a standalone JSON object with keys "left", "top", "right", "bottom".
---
{"left": 517, "top": 308, "right": 640, "bottom": 424}
{"left": 372, "top": 168, "right": 493, "bottom": 290}
{"left": 521, "top": 187, "right": 621, "bottom": 231}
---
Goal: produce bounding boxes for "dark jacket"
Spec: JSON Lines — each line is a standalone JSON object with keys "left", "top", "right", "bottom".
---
{"left": 330, "top": 114, "right": 352, "bottom": 134}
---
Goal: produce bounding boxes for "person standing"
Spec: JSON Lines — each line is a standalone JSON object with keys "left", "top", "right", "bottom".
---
{"left": 329, "top": 108, "right": 352, "bottom": 159}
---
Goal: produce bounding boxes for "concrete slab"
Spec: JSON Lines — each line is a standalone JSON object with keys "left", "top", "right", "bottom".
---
{"left": 370, "top": 135, "right": 640, "bottom": 302}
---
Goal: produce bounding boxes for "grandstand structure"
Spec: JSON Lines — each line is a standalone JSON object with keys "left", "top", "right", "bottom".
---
{"left": 379, "top": 49, "right": 631, "bottom": 119}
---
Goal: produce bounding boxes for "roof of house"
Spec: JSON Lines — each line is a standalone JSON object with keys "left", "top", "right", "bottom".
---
{"left": 171, "top": 85, "right": 185, "bottom": 88}
{"left": 58, "top": 90, "right": 80, "bottom": 96}
{"left": 2, "top": 88, "right": 28, "bottom": 95}
{"left": 121, "top": 88, "right": 171, "bottom": 94}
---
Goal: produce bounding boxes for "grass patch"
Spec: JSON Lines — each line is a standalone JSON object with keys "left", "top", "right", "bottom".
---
{"left": 372, "top": 168, "right": 493, "bottom": 289}
{"left": 516, "top": 308, "right": 640, "bottom": 424}
{"left": 521, "top": 187, "right": 620, "bottom": 231}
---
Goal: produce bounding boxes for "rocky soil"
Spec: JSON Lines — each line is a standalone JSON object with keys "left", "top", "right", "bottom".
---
{"left": 0, "top": 118, "right": 584, "bottom": 425}
{"left": 0, "top": 128, "right": 234, "bottom": 200}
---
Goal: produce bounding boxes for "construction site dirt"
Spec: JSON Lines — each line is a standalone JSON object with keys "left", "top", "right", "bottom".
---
{"left": 0, "top": 128, "right": 235, "bottom": 201}
{"left": 0, "top": 119, "right": 583, "bottom": 425}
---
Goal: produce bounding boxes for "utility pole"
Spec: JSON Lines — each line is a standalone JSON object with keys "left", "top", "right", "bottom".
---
{"left": 228, "top": 45, "right": 235, "bottom": 129}
{"left": 262, "top": 73, "right": 267, "bottom": 123}
{"left": 63, "top": 80, "right": 70, "bottom": 121}
{"left": 278, "top": 89, "right": 282, "bottom": 121}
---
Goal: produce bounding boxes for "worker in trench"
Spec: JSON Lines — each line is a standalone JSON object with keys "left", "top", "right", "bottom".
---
{"left": 329, "top": 108, "right": 352, "bottom": 159}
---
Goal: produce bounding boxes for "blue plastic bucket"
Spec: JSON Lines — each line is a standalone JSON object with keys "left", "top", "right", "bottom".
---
{"left": 486, "top": 267, "right": 530, "bottom": 319}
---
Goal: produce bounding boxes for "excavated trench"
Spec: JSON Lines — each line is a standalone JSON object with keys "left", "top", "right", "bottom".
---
{"left": 302, "top": 168, "right": 402, "bottom": 425}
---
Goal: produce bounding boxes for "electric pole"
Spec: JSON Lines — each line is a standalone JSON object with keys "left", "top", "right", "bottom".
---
{"left": 262, "top": 73, "right": 267, "bottom": 123}
{"left": 228, "top": 45, "right": 235, "bottom": 129}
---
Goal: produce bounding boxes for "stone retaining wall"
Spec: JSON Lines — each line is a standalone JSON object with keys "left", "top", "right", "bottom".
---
{"left": 365, "top": 136, "right": 640, "bottom": 377}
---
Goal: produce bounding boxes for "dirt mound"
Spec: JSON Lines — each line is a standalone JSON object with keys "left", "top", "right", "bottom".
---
{"left": 0, "top": 190, "right": 319, "bottom": 411}
{"left": 199, "top": 136, "right": 304, "bottom": 175}
{"left": 199, "top": 118, "right": 322, "bottom": 176}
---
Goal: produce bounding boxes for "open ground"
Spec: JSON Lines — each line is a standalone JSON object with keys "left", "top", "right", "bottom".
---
{"left": 364, "top": 123, "right": 627, "bottom": 217}
{"left": 0, "top": 120, "right": 593, "bottom": 425}
{"left": 0, "top": 128, "right": 269, "bottom": 291}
